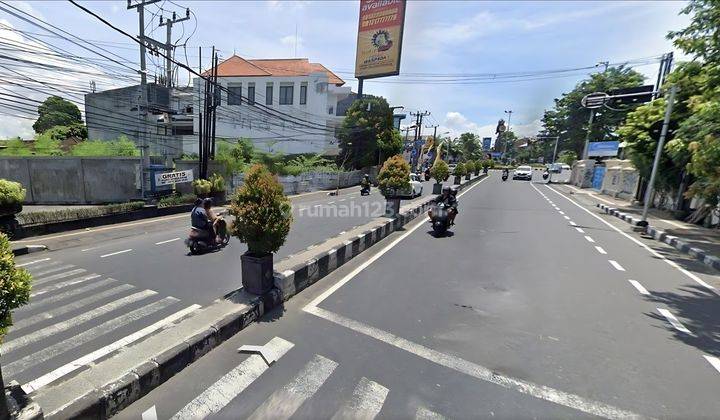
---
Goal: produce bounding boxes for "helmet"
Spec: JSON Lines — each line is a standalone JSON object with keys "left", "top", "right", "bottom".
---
{"left": 203, "top": 197, "right": 213, "bottom": 206}
{"left": 194, "top": 198, "right": 203, "bottom": 207}
{"left": 442, "top": 186, "right": 451, "bottom": 194}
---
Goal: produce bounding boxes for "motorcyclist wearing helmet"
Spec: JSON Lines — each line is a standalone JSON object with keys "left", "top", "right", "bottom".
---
{"left": 191, "top": 198, "right": 214, "bottom": 242}
{"left": 360, "top": 174, "right": 371, "bottom": 189}
{"left": 428, "top": 185, "right": 458, "bottom": 225}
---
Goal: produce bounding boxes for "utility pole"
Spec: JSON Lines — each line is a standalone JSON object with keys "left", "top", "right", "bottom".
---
{"left": 581, "top": 109, "right": 595, "bottom": 160}
{"left": 640, "top": 85, "right": 677, "bottom": 225}
{"left": 502, "top": 110, "right": 512, "bottom": 158}
{"left": 159, "top": 9, "right": 190, "bottom": 87}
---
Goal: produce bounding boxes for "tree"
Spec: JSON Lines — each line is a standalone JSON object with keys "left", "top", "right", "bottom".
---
{"left": 458, "top": 132, "right": 481, "bottom": 160}
{"left": 429, "top": 160, "right": 449, "bottom": 184}
{"left": 538, "top": 66, "right": 645, "bottom": 156}
{"left": 337, "top": 97, "right": 396, "bottom": 169}
{"left": 0, "top": 232, "right": 32, "bottom": 417}
{"left": 442, "top": 137, "right": 463, "bottom": 161}
{"left": 668, "top": 0, "right": 720, "bottom": 88}
{"left": 557, "top": 150, "right": 577, "bottom": 165}
{"left": 32, "top": 96, "right": 82, "bottom": 134}
{"left": 32, "top": 131, "right": 63, "bottom": 156}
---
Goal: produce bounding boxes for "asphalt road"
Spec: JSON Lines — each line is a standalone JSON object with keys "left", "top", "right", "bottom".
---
{"left": 116, "top": 173, "right": 720, "bottom": 419}
{"left": 7, "top": 181, "right": 443, "bottom": 389}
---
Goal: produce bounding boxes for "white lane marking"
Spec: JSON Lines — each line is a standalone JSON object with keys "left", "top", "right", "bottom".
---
{"left": 416, "top": 407, "right": 446, "bottom": 420}
{"left": 306, "top": 175, "right": 490, "bottom": 310}
{"left": 7, "top": 297, "right": 178, "bottom": 378}
{"left": 328, "top": 201, "right": 335, "bottom": 205}
{"left": 594, "top": 246, "right": 607, "bottom": 255}
{"left": 544, "top": 184, "right": 717, "bottom": 291}
{"left": 21, "top": 278, "right": 119, "bottom": 311}
{"left": 248, "top": 354, "right": 338, "bottom": 420}
{"left": 170, "top": 337, "right": 295, "bottom": 420}
{"left": 339, "top": 198, "right": 347, "bottom": 202}
{"left": 33, "top": 268, "right": 86, "bottom": 286}
{"left": 575, "top": 227, "right": 585, "bottom": 233}
{"left": 30, "top": 274, "right": 101, "bottom": 298}
{"left": 608, "top": 260, "right": 626, "bottom": 272}
{"left": 584, "top": 236, "right": 595, "bottom": 243}
{"left": 2, "top": 289, "right": 157, "bottom": 354}
{"left": 569, "top": 221, "right": 578, "bottom": 226}
{"left": 628, "top": 280, "right": 650, "bottom": 296}
{"left": 305, "top": 306, "right": 642, "bottom": 420}
{"left": 81, "top": 247, "right": 97, "bottom": 252}
{"left": 27, "top": 261, "right": 65, "bottom": 275}
{"left": 559, "top": 211, "right": 565, "bottom": 215}
{"left": 22, "top": 304, "right": 200, "bottom": 393}
{"left": 657, "top": 308, "right": 693, "bottom": 335}
{"left": 331, "top": 377, "right": 389, "bottom": 420}
{"left": 100, "top": 248, "right": 133, "bottom": 258}
{"left": 12, "top": 284, "right": 135, "bottom": 331}
{"left": 704, "top": 355, "right": 720, "bottom": 375}
{"left": 16, "top": 257, "right": 50, "bottom": 267}
{"left": 155, "top": 237, "right": 181, "bottom": 245}
{"left": 563, "top": 216, "right": 571, "bottom": 220}
{"left": 142, "top": 406, "right": 158, "bottom": 420}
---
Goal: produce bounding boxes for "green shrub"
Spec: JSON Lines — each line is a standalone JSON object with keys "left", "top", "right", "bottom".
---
{"left": 209, "top": 173, "right": 226, "bottom": 193}
{"left": 481, "top": 159, "right": 493, "bottom": 169}
{"left": 465, "top": 160, "right": 476, "bottom": 174}
{"left": 193, "top": 179, "right": 212, "bottom": 195}
{"left": 0, "top": 232, "right": 31, "bottom": 340}
{"left": 158, "top": 194, "right": 196, "bottom": 208}
{"left": 70, "top": 136, "right": 139, "bottom": 157}
{"left": 17, "top": 202, "right": 144, "bottom": 225}
{"left": 229, "top": 164, "right": 292, "bottom": 255}
{"left": 430, "top": 160, "right": 449, "bottom": 183}
{"left": 454, "top": 162, "right": 467, "bottom": 176}
{"left": 378, "top": 154, "right": 411, "bottom": 197}
{"left": 0, "top": 180, "right": 25, "bottom": 207}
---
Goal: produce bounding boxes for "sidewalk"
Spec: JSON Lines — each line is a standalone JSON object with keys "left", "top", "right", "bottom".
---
{"left": 556, "top": 184, "right": 720, "bottom": 271}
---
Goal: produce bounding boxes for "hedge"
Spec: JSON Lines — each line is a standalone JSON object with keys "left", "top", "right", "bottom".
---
{"left": 17, "top": 202, "right": 145, "bottom": 226}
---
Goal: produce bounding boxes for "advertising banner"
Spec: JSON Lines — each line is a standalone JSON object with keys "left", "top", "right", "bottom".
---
{"left": 587, "top": 141, "right": 620, "bottom": 157}
{"left": 354, "top": 0, "right": 406, "bottom": 79}
{"left": 482, "top": 137, "right": 492, "bottom": 151}
{"left": 155, "top": 169, "right": 194, "bottom": 186}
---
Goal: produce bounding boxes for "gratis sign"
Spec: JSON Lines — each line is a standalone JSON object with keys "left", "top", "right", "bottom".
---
{"left": 155, "top": 169, "right": 194, "bottom": 186}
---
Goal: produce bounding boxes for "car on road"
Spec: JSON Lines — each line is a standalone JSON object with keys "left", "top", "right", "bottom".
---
{"left": 561, "top": 163, "right": 571, "bottom": 171}
{"left": 513, "top": 165, "right": 533, "bottom": 181}
{"left": 399, "top": 173, "right": 424, "bottom": 198}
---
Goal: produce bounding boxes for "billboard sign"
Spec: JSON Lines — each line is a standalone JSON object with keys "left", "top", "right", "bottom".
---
{"left": 354, "top": 0, "right": 407, "bottom": 79}
{"left": 587, "top": 141, "right": 619, "bottom": 157}
{"left": 155, "top": 169, "right": 194, "bottom": 186}
{"left": 482, "top": 137, "right": 492, "bottom": 151}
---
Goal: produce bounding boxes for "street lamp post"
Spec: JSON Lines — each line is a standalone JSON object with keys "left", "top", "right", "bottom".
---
{"left": 502, "top": 110, "right": 513, "bottom": 161}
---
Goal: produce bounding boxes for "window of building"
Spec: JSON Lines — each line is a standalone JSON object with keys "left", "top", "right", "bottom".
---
{"left": 248, "top": 83, "right": 255, "bottom": 105}
{"left": 227, "top": 85, "right": 242, "bottom": 105}
{"left": 172, "top": 125, "right": 194, "bottom": 135}
{"left": 300, "top": 83, "right": 307, "bottom": 105}
{"left": 279, "top": 84, "right": 293, "bottom": 105}
{"left": 266, "top": 83, "right": 273, "bottom": 105}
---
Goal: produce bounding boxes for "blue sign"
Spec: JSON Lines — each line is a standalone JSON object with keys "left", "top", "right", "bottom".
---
{"left": 588, "top": 141, "right": 619, "bottom": 157}
{"left": 490, "top": 152, "right": 503, "bottom": 159}
{"left": 482, "top": 137, "right": 492, "bottom": 151}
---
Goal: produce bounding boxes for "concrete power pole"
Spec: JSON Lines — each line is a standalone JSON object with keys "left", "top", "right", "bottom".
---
{"left": 159, "top": 10, "right": 190, "bottom": 87}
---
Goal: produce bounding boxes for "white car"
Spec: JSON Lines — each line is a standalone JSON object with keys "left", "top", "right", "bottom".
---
{"left": 399, "top": 173, "right": 424, "bottom": 198}
{"left": 512, "top": 165, "right": 533, "bottom": 181}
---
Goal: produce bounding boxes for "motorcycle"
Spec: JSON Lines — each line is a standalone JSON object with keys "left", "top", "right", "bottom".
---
{"left": 483, "top": 167, "right": 488, "bottom": 175}
{"left": 360, "top": 184, "right": 371, "bottom": 196}
{"left": 430, "top": 202, "right": 451, "bottom": 236}
{"left": 542, "top": 171, "right": 550, "bottom": 181}
{"left": 186, "top": 217, "right": 230, "bottom": 255}
{"left": 424, "top": 168, "right": 431, "bottom": 181}
{"left": 502, "top": 172, "right": 509, "bottom": 181}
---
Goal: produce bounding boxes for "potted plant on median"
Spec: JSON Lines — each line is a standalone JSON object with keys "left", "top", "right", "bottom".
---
{"left": 209, "top": 173, "right": 226, "bottom": 204}
{"left": 229, "top": 164, "right": 292, "bottom": 295}
{"left": 0, "top": 232, "right": 32, "bottom": 418}
{"left": 465, "top": 161, "right": 476, "bottom": 179}
{"left": 453, "top": 162, "right": 466, "bottom": 185}
{"left": 192, "top": 178, "right": 212, "bottom": 198}
{"left": 473, "top": 160, "right": 482, "bottom": 175}
{"left": 430, "top": 160, "right": 449, "bottom": 194}
{"left": 481, "top": 159, "right": 492, "bottom": 174}
{"left": 378, "top": 154, "right": 411, "bottom": 217}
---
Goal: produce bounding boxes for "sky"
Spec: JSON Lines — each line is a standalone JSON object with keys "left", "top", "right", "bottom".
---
{"left": 0, "top": 0, "right": 691, "bottom": 141}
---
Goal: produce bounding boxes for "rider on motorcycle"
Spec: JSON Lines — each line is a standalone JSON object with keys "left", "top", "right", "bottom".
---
{"left": 191, "top": 198, "right": 215, "bottom": 244}
{"left": 360, "top": 174, "right": 371, "bottom": 191}
{"left": 428, "top": 185, "right": 458, "bottom": 225}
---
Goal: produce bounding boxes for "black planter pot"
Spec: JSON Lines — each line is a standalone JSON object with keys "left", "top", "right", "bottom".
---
{"left": 241, "top": 251, "right": 274, "bottom": 295}
{"left": 453, "top": 176, "right": 461, "bottom": 185}
{"left": 475, "top": 170, "right": 480, "bottom": 176}
{"left": 385, "top": 197, "right": 401, "bottom": 217}
{"left": 465, "top": 174, "right": 471, "bottom": 180}
{"left": 432, "top": 183, "right": 442, "bottom": 194}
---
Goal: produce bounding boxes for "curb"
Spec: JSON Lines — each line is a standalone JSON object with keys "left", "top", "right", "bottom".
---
{"left": 596, "top": 203, "right": 720, "bottom": 272}
{"left": 7, "top": 381, "right": 43, "bottom": 420}
{"left": 40, "top": 175, "right": 487, "bottom": 419}
{"left": 12, "top": 244, "right": 47, "bottom": 256}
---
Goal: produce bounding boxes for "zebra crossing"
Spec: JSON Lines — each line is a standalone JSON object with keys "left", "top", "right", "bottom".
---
{"left": 167, "top": 336, "right": 446, "bottom": 420}
{"left": 6, "top": 257, "right": 201, "bottom": 393}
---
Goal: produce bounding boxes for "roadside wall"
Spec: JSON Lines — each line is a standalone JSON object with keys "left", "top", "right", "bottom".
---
{"left": 231, "top": 166, "right": 379, "bottom": 195}
{"left": 0, "top": 157, "right": 142, "bottom": 204}
{"left": 570, "top": 160, "right": 596, "bottom": 188}
{"left": 600, "top": 159, "right": 639, "bottom": 201}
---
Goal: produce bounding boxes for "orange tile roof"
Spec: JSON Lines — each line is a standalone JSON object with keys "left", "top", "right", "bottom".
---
{"left": 204, "top": 55, "right": 344, "bottom": 85}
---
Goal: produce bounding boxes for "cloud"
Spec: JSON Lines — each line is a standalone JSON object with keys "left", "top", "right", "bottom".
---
{"left": 280, "top": 34, "right": 302, "bottom": 48}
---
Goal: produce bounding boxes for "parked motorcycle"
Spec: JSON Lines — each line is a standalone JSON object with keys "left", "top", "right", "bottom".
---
{"left": 430, "top": 202, "right": 451, "bottom": 236}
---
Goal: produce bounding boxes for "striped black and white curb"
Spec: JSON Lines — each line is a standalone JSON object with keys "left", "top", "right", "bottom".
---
{"left": 597, "top": 203, "right": 720, "bottom": 272}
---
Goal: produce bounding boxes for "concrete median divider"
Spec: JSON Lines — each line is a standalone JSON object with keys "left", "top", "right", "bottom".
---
{"left": 32, "top": 174, "right": 488, "bottom": 419}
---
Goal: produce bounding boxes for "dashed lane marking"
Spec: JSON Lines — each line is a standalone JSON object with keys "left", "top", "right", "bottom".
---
{"left": 100, "top": 248, "right": 133, "bottom": 258}
{"left": 657, "top": 308, "right": 693, "bottom": 335}
{"left": 584, "top": 236, "right": 595, "bottom": 243}
{"left": 155, "top": 237, "right": 181, "bottom": 245}
{"left": 628, "top": 280, "right": 650, "bottom": 296}
{"left": 575, "top": 227, "right": 585, "bottom": 233}
{"left": 608, "top": 260, "right": 626, "bottom": 272}
{"left": 16, "top": 257, "right": 51, "bottom": 267}
{"left": 595, "top": 246, "right": 607, "bottom": 255}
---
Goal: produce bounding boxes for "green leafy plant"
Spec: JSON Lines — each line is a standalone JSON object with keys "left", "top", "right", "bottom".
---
{"left": 32, "top": 96, "right": 82, "bottom": 134}
{"left": 429, "top": 160, "right": 449, "bottom": 184}
{"left": 557, "top": 150, "right": 577, "bottom": 165}
{"left": 0, "top": 138, "right": 32, "bottom": 156}
{"left": 209, "top": 173, "right": 226, "bottom": 193}
{"left": 229, "top": 164, "right": 292, "bottom": 255}
{"left": 0, "top": 180, "right": 25, "bottom": 208}
{"left": 454, "top": 162, "right": 467, "bottom": 177}
{"left": 193, "top": 179, "right": 212, "bottom": 195}
{"left": 17, "top": 202, "right": 144, "bottom": 226}
{"left": 377, "top": 154, "right": 411, "bottom": 197}
{"left": 70, "top": 136, "right": 139, "bottom": 157}
{"left": 464, "top": 160, "right": 476, "bottom": 174}
{"left": 157, "top": 193, "right": 197, "bottom": 208}
{"left": 32, "top": 131, "right": 63, "bottom": 156}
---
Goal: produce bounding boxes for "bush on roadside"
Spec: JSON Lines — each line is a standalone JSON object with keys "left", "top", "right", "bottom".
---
{"left": 429, "top": 160, "right": 449, "bottom": 184}
{"left": 157, "top": 194, "right": 196, "bottom": 208}
{"left": 464, "top": 161, "right": 476, "bottom": 174}
{"left": 209, "top": 173, "right": 225, "bottom": 193}
{"left": 229, "top": 164, "right": 292, "bottom": 255}
{"left": 0, "top": 180, "right": 26, "bottom": 208}
{"left": 377, "top": 154, "right": 411, "bottom": 197}
{"left": 454, "top": 162, "right": 467, "bottom": 177}
{"left": 192, "top": 179, "right": 212, "bottom": 195}
{"left": 0, "top": 232, "right": 31, "bottom": 339}
{"left": 17, "top": 202, "right": 144, "bottom": 226}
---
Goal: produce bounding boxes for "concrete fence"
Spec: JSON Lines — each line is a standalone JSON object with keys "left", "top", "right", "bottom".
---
{"left": 599, "top": 159, "right": 639, "bottom": 201}
{"left": 231, "top": 166, "right": 379, "bottom": 196}
{"left": 0, "top": 157, "right": 142, "bottom": 204}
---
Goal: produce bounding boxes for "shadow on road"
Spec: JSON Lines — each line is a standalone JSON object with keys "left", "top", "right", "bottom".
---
{"left": 644, "top": 284, "right": 720, "bottom": 357}
{"left": 426, "top": 230, "right": 455, "bottom": 239}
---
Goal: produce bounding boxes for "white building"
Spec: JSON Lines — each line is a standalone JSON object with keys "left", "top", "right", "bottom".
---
{"left": 191, "top": 55, "right": 351, "bottom": 156}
